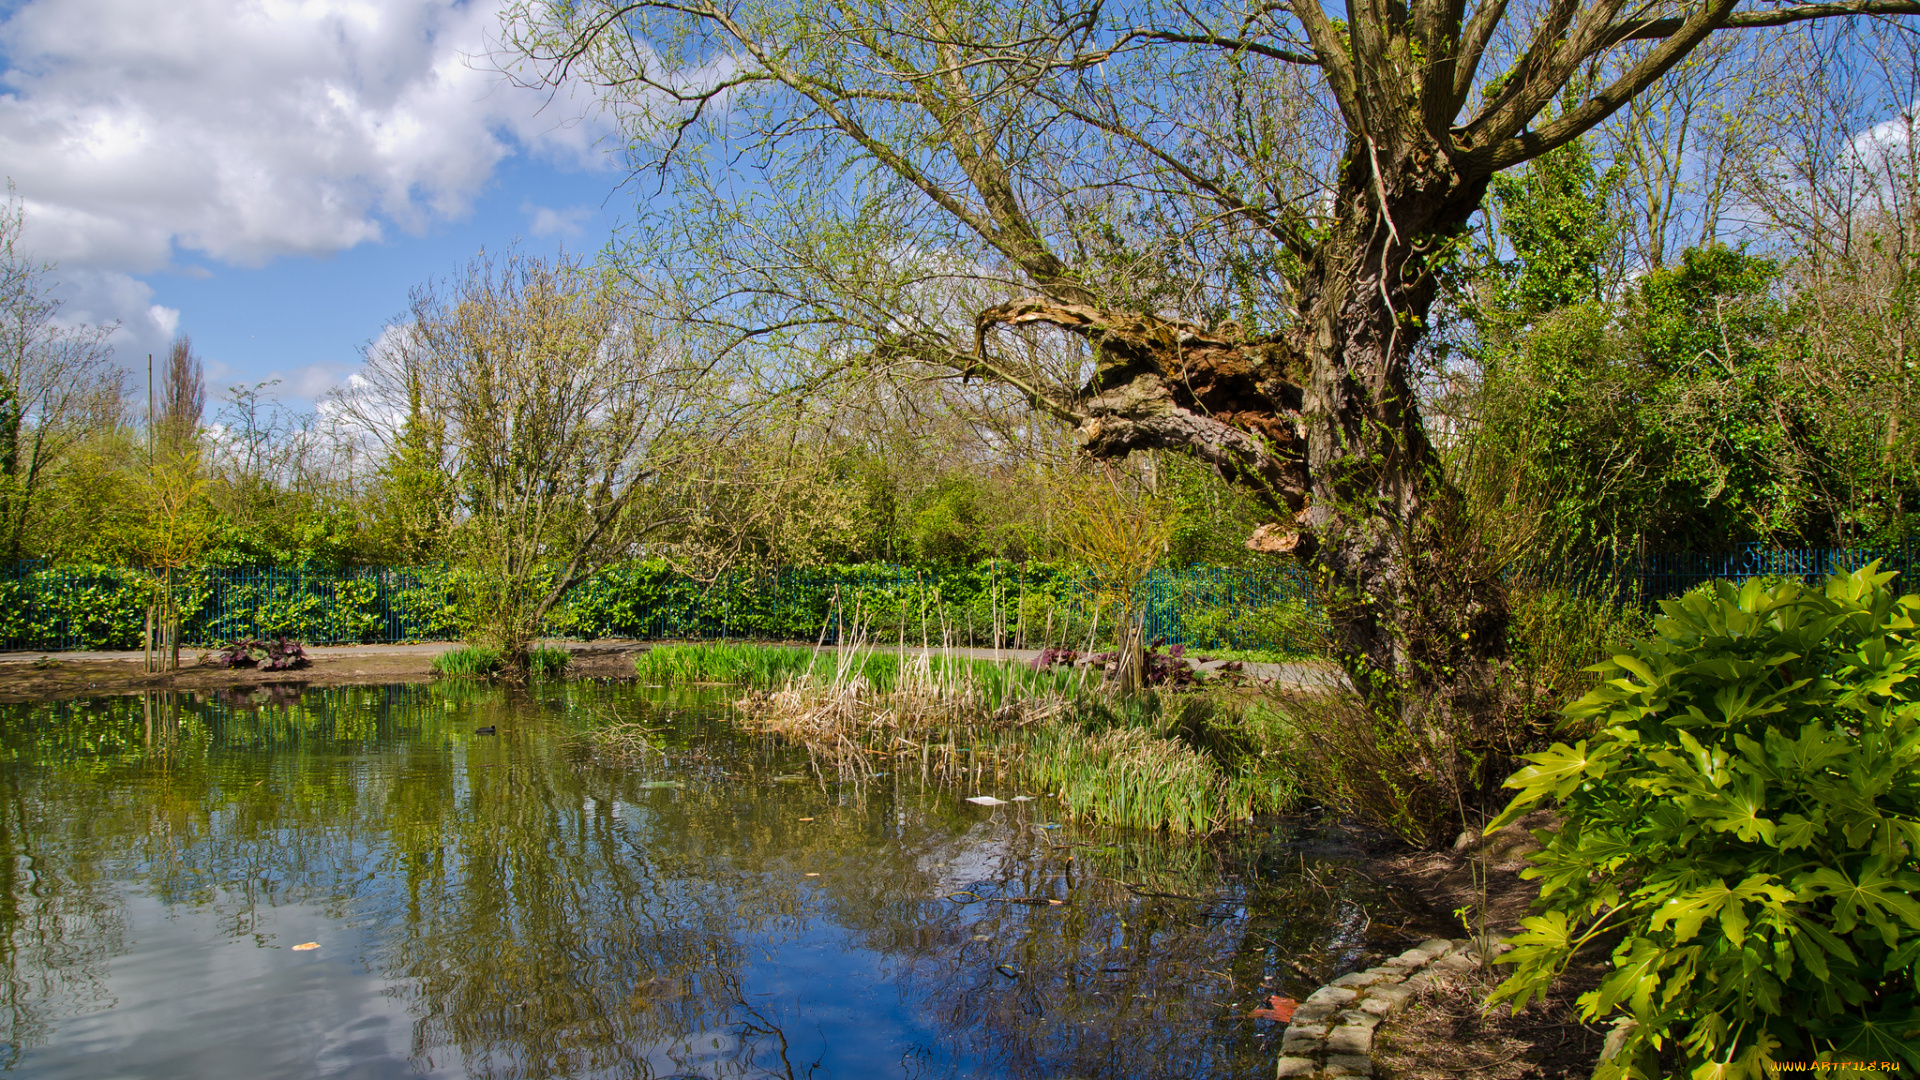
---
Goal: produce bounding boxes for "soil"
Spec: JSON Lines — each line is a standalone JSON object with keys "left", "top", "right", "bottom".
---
{"left": 0, "top": 641, "right": 654, "bottom": 703}
{"left": 1365, "top": 808, "right": 1611, "bottom": 1079}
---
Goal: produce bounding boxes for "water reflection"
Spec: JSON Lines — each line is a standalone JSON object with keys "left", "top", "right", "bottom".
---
{"left": 0, "top": 683, "right": 1426, "bottom": 1079}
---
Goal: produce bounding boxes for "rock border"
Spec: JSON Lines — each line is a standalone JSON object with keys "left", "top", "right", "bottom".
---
{"left": 1275, "top": 935, "right": 1511, "bottom": 1079}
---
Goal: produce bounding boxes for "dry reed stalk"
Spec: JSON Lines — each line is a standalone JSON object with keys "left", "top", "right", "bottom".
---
{"left": 731, "top": 639, "right": 1074, "bottom": 774}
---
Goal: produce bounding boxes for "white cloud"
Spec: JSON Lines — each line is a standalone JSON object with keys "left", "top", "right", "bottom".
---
{"left": 0, "top": 0, "right": 618, "bottom": 275}
{"left": 37, "top": 267, "right": 181, "bottom": 361}
{"left": 523, "top": 200, "right": 594, "bottom": 239}
{"left": 1850, "top": 106, "right": 1914, "bottom": 183}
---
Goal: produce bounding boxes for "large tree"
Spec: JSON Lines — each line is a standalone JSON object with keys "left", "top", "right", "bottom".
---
{"left": 505, "top": 0, "right": 1920, "bottom": 721}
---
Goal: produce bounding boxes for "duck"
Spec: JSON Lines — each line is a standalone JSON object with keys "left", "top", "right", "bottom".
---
{"left": 474, "top": 725, "right": 497, "bottom": 735}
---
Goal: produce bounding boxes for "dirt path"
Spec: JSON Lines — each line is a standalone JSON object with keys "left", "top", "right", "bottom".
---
{"left": 1365, "top": 809, "right": 1609, "bottom": 1079}
{"left": 0, "top": 640, "right": 1343, "bottom": 703}
{"left": 0, "top": 640, "right": 648, "bottom": 702}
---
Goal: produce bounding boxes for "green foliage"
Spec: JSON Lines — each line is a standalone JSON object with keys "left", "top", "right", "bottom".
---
{"left": 367, "top": 371, "right": 455, "bottom": 564}
{"left": 635, "top": 641, "right": 1092, "bottom": 711}
{"left": 0, "top": 558, "right": 1318, "bottom": 656}
{"left": 1157, "top": 453, "right": 1272, "bottom": 567}
{"left": 1465, "top": 129, "right": 1860, "bottom": 553}
{"left": 634, "top": 642, "right": 820, "bottom": 686}
{"left": 1490, "top": 565, "right": 1920, "bottom": 1076}
{"left": 1173, "top": 595, "right": 1321, "bottom": 656}
{"left": 1474, "top": 243, "right": 1827, "bottom": 553}
{"left": 1485, "top": 136, "right": 1621, "bottom": 324}
{"left": 431, "top": 645, "right": 505, "bottom": 678}
{"left": 906, "top": 476, "right": 988, "bottom": 564}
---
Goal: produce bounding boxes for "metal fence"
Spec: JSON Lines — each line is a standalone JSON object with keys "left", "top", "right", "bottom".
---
{"left": 0, "top": 561, "right": 1324, "bottom": 654}
{"left": 1627, "top": 545, "right": 1919, "bottom": 600}
{"left": 1542, "top": 545, "right": 1920, "bottom": 608}
{"left": 0, "top": 546, "right": 1907, "bottom": 654}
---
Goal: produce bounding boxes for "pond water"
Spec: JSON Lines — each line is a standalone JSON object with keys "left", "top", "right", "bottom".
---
{"left": 0, "top": 681, "right": 1429, "bottom": 1080}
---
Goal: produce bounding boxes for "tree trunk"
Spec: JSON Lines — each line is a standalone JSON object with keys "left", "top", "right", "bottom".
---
{"left": 979, "top": 137, "right": 1512, "bottom": 732}
{"left": 1282, "top": 138, "right": 1505, "bottom": 722}
{"left": 1288, "top": 143, "right": 1511, "bottom": 728}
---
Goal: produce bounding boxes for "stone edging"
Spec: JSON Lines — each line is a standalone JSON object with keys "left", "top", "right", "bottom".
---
{"left": 1275, "top": 935, "right": 1511, "bottom": 1079}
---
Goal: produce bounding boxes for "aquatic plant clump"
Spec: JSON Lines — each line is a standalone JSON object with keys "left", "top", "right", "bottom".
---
{"left": 527, "top": 646, "right": 570, "bottom": 676}
{"left": 732, "top": 646, "right": 1087, "bottom": 751}
{"left": 1019, "top": 726, "right": 1237, "bottom": 835}
{"left": 634, "top": 641, "right": 818, "bottom": 686}
{"left": 634, "top": 641, "right": 1297, "bottom": 833}
{"left": 431, "top": 645, "right": 505, "bottom": 678}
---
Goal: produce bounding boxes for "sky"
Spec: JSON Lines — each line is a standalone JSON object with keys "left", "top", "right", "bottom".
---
{"left": 5, "top": 0, "right": 1913, "bottom": 427}
{"left": 0, "top": 0, "right": 634, "bottom": 413}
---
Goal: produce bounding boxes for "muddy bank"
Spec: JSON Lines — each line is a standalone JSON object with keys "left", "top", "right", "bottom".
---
{"left": 0, "top": 640, "right": 653, "bottom": 702}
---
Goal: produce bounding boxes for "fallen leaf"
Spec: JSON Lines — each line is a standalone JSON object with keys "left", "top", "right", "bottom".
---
{"left": 1248, "top": 996, "right": 1297, "bottom": 1022}
{"left": 292, "top": 942, "right": 321, "bottom": 952}
{"left": 965, "top": 795, "right": 1007, "bottom": 806}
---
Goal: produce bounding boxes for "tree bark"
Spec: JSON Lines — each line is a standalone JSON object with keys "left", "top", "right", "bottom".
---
{"left": 1289, "top": 138, "right": 1510, "bottom": 725}
{"left": 976, "top": 136, "right": 1510, "bottom": 728}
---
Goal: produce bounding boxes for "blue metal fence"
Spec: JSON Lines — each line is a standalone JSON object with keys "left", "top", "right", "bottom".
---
{"left": 0, "top": 546, "right": 1908, "bottom": 654}
{"left": 0, "top": 562, "right": 1323, "bottom": 654}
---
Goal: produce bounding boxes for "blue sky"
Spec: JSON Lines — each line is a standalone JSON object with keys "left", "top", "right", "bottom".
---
{"left": 1, "top": 0, "right": 636, "bottom": 411}
{"left": 138, "top": 155, "right": 632, "bottom": 405}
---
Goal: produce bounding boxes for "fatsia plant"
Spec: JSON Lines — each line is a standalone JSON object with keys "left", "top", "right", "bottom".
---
{"left": 1489, "top": 564, "right": 1920, "bottom": 1078}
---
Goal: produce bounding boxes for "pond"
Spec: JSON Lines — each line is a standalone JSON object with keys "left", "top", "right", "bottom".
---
{"left": 0, "top": 681, "right": 1430, "bottom": 1079}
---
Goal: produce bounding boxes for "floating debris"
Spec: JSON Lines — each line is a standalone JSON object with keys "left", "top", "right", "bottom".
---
{"left": 964, "top": 795, "right": 1007, "bottom": 806}
{"left": 291, "top": 942, "right": 321, "bottom": 952}
{"left": 1249, "top": 996, "right": 1298, "bottom": 1022}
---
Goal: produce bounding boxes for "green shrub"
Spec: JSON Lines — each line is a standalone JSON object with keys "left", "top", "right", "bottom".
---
{"left": 1175, "top": 595, "right": 1321, "bottom": 655}
{"left": 431, "top": 645, "right": 504, "bottom": 678}
{"left": 1491, "top": 565, "right": 1920, "bottom": 1077}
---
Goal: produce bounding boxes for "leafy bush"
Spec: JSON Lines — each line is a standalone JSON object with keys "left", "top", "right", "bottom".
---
{"left": 206, "top": 637, "right": 309, "bottom": 671}
{"left": 431, "top": 645, "right": 504, "bottom": 678}
{"left": 1491, "top": 565, "right": 1920, "bottom": 1076}
{"left": 1174, "top": 595, "right": 1321, "bottom": 655}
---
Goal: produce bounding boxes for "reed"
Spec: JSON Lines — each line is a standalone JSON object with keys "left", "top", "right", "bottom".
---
{"left": 527, "top": 645, "right": 572, "bottom": 676}
{"left": 1019, "top": 721, "right": 1289, "bottom": 835}
{"left": 635, "top": 641, "right": 1088, "bottom": 707}
{"left": 732, "top": 641, "right": 1089, "bottom": 771}
{"left": 634, "top": 641, "right": 1299, "bottom": 834}
{"left": 431, "top": 645, "right": 505, "bottom": 677}
{"left": 633, "top": 642, "right": 817, "bottom": 686}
